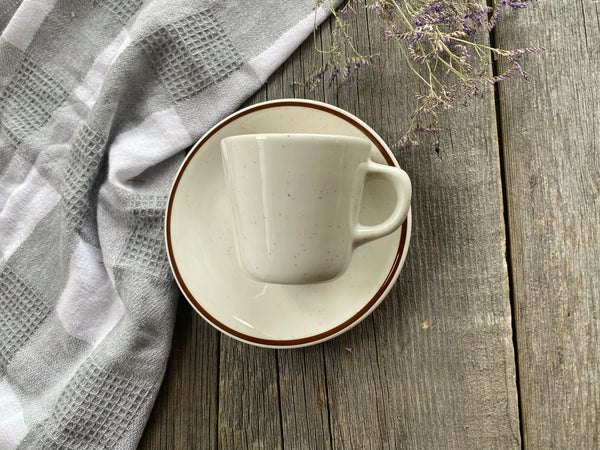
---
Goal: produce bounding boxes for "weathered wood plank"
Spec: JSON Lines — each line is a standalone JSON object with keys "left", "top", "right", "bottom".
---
{"left": 277, "top": 345, "right": 332, "bottom": 450}
{"left": 315, "top": 5, "right": 521, "bottom": 448}
{"left": 215, "top": 85, "right": 284, "bottom": 450}
{"left": 494, "top": 1, "right": 600, "bottom": 447}
{"left": 139, "top": 296, "right": 220, "bottom": 449}
{"left": 267, "top": 36, "right": 334, "bottom": 450}
{"left": 217, "top": 337, "right": 282, "bottom": 449}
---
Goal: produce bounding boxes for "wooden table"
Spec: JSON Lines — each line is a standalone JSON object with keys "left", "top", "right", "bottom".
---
{"left": 140, "top": 2, "right": 599, "bottom": 448}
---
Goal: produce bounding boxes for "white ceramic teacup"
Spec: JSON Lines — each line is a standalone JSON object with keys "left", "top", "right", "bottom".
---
{"left": 221, "top": 133, "right": 411, "bottom": 284}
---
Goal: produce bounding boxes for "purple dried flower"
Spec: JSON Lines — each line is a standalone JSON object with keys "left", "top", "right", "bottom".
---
{"left": 303, "top": 0, "right": 542, "bottom": 149}
{"left": 489, "top": 0, "right": 537, "bottom": 31}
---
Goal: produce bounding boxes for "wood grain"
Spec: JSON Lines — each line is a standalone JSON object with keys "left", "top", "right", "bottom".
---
{"left": 277, "top": 345, "right": 332, "bottom": 450}
{"left": 494, "top": 1, "right": 600, "bottom": 447}
{"left": 139, "top": 296, "right": 220, "bottom": 449}
{"left": 217, "top": 337, "right": 282, "bottom": 450}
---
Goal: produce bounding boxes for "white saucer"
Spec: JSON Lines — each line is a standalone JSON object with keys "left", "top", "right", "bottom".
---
{"left": 165, "top": 99, "right": 411, "bottom": 348}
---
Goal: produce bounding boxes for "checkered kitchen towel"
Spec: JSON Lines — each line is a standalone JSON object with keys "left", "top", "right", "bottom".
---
{"left": 0, "top": 1, "right": 337, "bottom": 448}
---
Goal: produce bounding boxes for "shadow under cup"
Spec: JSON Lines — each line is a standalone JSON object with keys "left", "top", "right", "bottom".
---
{"left": 221, "top": 133, "right": 403, "bottom": 285}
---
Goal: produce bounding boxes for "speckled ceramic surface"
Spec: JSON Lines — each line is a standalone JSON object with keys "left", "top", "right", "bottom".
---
{"left": 220, "top": 133, "right": 412, "bottom": 284}
{"left": 165, "top": 99, "right": 412, "bottom": 348}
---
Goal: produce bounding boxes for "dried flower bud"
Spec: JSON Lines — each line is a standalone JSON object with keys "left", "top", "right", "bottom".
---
{"left": 303, "top": 0, "right": 542, "bottom": 149}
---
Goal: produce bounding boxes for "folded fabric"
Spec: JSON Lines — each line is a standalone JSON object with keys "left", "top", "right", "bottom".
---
{"left": 0, "top": 1, "right": 336, "bottom": 447}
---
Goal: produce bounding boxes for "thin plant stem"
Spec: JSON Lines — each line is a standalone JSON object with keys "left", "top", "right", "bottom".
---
{"left": 302, "top": 0, "right": 542, "bottom": 149}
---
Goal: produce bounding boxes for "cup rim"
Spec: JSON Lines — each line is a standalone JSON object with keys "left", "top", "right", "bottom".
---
{"left": 221, "top": 133, "right": 373, "bottom": 146}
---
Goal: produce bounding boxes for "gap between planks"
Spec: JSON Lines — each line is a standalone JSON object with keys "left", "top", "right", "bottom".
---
{"left": 488, "top": 19, "right": 525, "bottom": 450}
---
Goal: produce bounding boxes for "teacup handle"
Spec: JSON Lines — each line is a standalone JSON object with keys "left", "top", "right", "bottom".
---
{"left": 353, "top": 161, "right": 412, "bottom": 247}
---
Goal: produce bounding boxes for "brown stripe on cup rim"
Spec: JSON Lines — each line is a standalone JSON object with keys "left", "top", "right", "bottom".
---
{"left": 165, "top": 99, "right": 409, "bottom": 348}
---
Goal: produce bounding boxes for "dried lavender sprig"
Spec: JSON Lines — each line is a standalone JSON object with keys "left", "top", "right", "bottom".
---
{"left": 304, "top": 0, "right": 542, "bottom": 150}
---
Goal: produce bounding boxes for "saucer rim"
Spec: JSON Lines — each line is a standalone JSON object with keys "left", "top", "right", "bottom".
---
{"left": 165, "top": 99, "right": 410, "bottom": 348}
